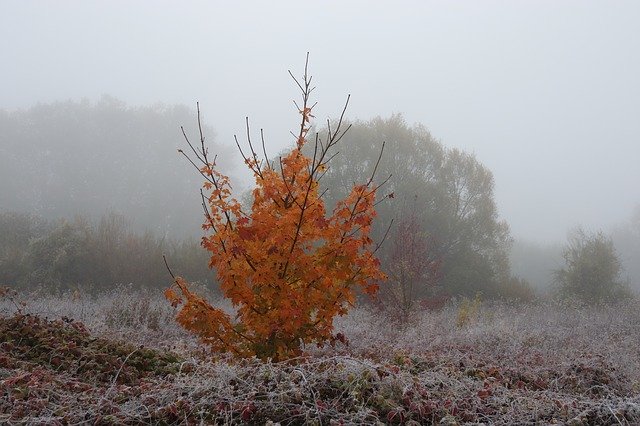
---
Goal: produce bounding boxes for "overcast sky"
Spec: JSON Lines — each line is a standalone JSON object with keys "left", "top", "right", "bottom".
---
{"left": 2, "top": 0, "right": 639, "bottom": 243}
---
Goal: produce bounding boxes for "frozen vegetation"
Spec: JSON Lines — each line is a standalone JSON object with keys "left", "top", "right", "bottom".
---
{"left": 1, "top": 287, "right": 639, "bottom": 425}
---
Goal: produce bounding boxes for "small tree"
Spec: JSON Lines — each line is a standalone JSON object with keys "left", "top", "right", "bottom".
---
{"left": 165, "top": 57, "right": 388, "bottom": 360}
{"left": 379, "top": 205, "right": 442, "bottom": 323}
{"left": 554, "top": 228, "right": 630, "bottom": 302}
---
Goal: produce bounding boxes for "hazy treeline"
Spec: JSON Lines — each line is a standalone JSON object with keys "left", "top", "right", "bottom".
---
{"left": 305, "top": 115, "right": 637, "bottom": 300}
{"left": 0, "top": 96, "right": 236, "bottom": 239}
{"left": 0, "top": 211, "right": 214, "bottom": 292}
{"left": 511, "top": 210, "right": 640, "bottom": 293}
{"left": 1, "top": 99, "right": 637, "bottom": 300}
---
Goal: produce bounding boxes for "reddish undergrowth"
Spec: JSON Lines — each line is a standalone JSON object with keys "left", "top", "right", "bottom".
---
{"left": 1, "top": 289, "right": 639, "bottom": 424}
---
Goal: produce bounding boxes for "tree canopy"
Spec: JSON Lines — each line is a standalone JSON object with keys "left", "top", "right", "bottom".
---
{"left": 555, "top": 228, "right": 630, "bottom": 302}
{"left": 311, "top": 114, "right": 523, "bottom": 298}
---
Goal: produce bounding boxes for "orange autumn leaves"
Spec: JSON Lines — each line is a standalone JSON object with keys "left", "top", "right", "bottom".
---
{"left": 166, "top": 62, "right": 386, "bottom": 360}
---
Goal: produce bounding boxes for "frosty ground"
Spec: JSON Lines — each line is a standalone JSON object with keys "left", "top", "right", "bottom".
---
{"left": 1, "top": 287, "right": 639, "bottom": 425}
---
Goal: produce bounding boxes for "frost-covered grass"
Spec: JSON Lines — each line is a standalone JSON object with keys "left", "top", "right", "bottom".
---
{"left": 1, "top": 287, "right": 639, "bottom": 424}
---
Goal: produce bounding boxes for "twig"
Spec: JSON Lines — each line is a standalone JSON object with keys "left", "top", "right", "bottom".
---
{"left": 163, "top": 255, "right": 176, "bottom": 279}
{"left": 103, "top": 349, "right": 138, "bottom": 399}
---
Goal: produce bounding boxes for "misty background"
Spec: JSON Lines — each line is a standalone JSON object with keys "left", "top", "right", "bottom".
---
{"left": 1, "top": 1, "right": 639, "bottom": 293}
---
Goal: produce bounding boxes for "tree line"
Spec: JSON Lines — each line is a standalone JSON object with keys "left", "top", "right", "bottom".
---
{"left": 0, "top": 211, "right": 214, "bottom": 293}
{"left": 1, "top": 99, "right": 635, "bottom": 303}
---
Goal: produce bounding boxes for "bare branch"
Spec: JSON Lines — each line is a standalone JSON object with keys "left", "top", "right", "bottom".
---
{"left": 178, "top": 149, "right": 214, "bottom": 185}
{"left": 196, "top": 102, "right": 207, "bottom": 158}
{"left": 181, "top": 126, "right": 205, "bottom": 165}
{"left": 366, "top": 141, "right": 385, "bottom": 186}
{"left": 329, "top": 95, "right": 351, "bottom": 142}
{"left": 163, "top": 255, "right": 176, "bottom": 279}
{"left": 245, "top": 117, "right": 263, "bottom": 178}
{"left": 260, "top": 128, "right": 270, "bottom": 169}
{"left": 373, "top": 218, "right": 394, "bottom": 255}
{"left": 288, "top": 70, "right": 305, "bottom": 93}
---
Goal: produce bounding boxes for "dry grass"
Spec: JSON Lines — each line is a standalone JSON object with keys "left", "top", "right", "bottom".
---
{"left": 1, "top": 287, "right": 639, "bottom": 425}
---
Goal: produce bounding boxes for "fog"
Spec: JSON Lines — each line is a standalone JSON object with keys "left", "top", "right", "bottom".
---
{"left": 2, "top": 0, "right": 639, "bottom": 245}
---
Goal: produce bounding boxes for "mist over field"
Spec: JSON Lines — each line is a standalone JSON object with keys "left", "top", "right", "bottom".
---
{"left": 2, "top": 1, "right": 640, "bottom": 244}
{"left": 2, "top": 2, "right": 640, "bottom": 423}
{"left": 2, "top": 0, "right": 639, "bottom": 294}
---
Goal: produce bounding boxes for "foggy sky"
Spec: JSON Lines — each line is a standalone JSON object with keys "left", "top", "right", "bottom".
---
{"left": 2, "top": 0, "right": 639, "bottom": 243}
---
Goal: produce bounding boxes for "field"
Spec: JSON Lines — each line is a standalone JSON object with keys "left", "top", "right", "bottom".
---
{"left": 1, "top": 287, "right": 639, "bottom": 425}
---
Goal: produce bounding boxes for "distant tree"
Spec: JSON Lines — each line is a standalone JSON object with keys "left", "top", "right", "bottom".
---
{"left": 378, "top": 205, "right": 442, "bottom": 323}
{"left": 0, "top": 97, "right": 236, "bottom": 238}
{"left": 554, "top": 228, "right": 630, "bottom": 302}
{"left": 312, "top": 114, "right": 518, "bottom": 298}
